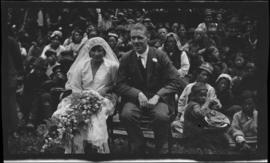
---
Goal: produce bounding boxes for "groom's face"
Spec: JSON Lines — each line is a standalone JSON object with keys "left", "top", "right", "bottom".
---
{"left": 130, "top": 29, "right": 148, "bottom": 54}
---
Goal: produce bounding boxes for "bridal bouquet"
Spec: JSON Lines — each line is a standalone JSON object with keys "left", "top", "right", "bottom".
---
{"left": 41, "top": 90, "right": 103, "bottom": 152}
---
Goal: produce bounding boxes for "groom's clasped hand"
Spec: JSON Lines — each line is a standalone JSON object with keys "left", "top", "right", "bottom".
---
{"left": 138, "top": 92, "right": 160, "bottom": 109}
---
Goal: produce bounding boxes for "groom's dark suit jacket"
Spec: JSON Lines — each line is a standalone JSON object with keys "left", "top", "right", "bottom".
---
{"left": 116, "top": 46, "right": 187, "bottom": 115}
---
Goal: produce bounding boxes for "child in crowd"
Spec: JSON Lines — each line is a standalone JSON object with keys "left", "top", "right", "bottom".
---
{"left": 172, "top": 62, "right": 221, "bottom": 134}
{"left": 215, "top": 73, "right": 241, "bottom": 120}
{"left": 229, "top": 90, "right": 258, "bottom": 153}
{"left": 183, "top": 82, "right": 230, "bottom": 150}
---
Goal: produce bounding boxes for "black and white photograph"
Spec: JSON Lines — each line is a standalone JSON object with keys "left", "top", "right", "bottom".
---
{"left": 2, "top": 1, "right": 268, "bottom": 162}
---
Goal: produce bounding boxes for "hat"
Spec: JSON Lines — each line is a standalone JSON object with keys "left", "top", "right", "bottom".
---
{"left": 45, "top": 50, "right": 57, "bottom": 57}
{"left": 108, "top": 32, "right": 119, "bottom": 39}
{"left": 118, "top": 12, "right": 124, "bottom": 16}
{"left": 143, "top": 18, "right": 151, "bottom": 22}
{"left": 51, "top": 30, "right": 63, "bottom": 39}
{"left": 199, "top": 62, "right": 214, "bottom": 74}
{"left": 127, "top": 19, "right": 135, "bottom": 24}
{"left": 195, "top": 23, "right": 207, "bottom": 33}
{"left": 216, "top": 73, "right": 233, "bottom": 88}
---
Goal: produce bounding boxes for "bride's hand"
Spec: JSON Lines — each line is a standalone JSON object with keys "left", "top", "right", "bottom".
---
{"left": 98, "top": 88, "right": 108, "bottom": 97}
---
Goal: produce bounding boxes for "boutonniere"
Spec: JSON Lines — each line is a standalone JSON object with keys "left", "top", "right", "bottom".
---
{"left": 152, "top": 58, "right": 158, "bottom": 63}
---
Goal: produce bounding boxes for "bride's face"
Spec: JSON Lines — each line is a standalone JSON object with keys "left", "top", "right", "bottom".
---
{"left": 89, "top": 45, "right": 106, "bottom": 62}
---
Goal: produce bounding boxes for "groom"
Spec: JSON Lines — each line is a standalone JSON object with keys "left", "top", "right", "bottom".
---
{"left": 116, "top": 23, "right": 187, "bottom": 154}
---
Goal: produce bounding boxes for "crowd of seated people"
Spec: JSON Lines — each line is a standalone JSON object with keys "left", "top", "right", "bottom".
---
{"left": 7, "top": 7, "right": 260, "bottom": 153}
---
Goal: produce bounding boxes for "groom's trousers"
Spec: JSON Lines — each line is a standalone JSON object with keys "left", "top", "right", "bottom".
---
{"left": 120, "top": 102, "right": 170, "bottom": 154}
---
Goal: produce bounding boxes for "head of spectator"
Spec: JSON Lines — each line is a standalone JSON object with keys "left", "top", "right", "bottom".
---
{"left": 50, "top": 30, "right": 62, "bottom": 49}
{"left": 158, "top": 27, "right": 168, "bottom": 41}
{"left": 71, "top": 28, "right": 83, "bottom": 44}
{"left": 87, "top": 28, "right": 99, "bottom": 39}
{"left": 187, "top": 27, "right": 195, "bottom": 40}
{"left": 171, "top": 22, "right": 179, "bottom": 34}
{"left": 51, "top": 65, "right": 67, "bottom": 86}
{"left": 163, "top": 32, "right": 182, "bottom": 53}
{"left": 194, "top": 25, "right": 207, "bottom": 42}
{"left": 86, "top": 24, "right": 96, "bottom": 33}
{"left": 102, "top": 9, "right": 111, "bottom": 19}
{"left": 204, "top": 9, "right": 214, "bottom": 26}
{"left": 130, "top": 23, "right": 149, "bottom": 54}
{"left": 240, "top": 90, "right": 256, "bottom": 116}
{"left": 178, "top": 24, "right": 187, "bottom": 38}
{"left": 127, "top": 9, "right": 134, "bottom": 17}
{"left": 135, "top": 10, "right": 143, "bottom": 19}
{"left": 127, "top": 19, "right": 135, "bottom": 31}
{"left": 196, "top": 62, "right": 214, "bottom": 83}
{"left": 244, "top": 18, "right": 255, "bottom": 34}
{"left": 25, "top": 56, "right": 37, "bottom": 74}
{"left": 207, "top": 22, "right": 218, "bottom": 39}
{"left": 189, "top": 82, "right": 208, "bottom": 105}
{"left": 117, "top": 12, "right": 126, "bottom": 23}
{"left": 45, "top": 50, "right": 57, "bottom": 66}
{"left": 234, "top": 55, "right": 245, "bottom": 69}
{"left": 32, "top": 58, "right": 47, "bottom": 77}
{"left": 59, "top": 50, "right": 74, "bottom": 73}
{"left": 107, "top": 32, "right": 119, "bottom": 50}
{"left": 226, "top": 15, "right": 241, "bottom": 38}
{"left": 127, "top": 18, "right": 135, "bottom": 25}
{"left": 245, "top": 62, "right": 256, "bottom": 77}
{"left": 164, "top": 22, "right": 171, "bottom": 30}
{"left": 216, "top": 9, "right": 225, "bottom": 22}
{"left": 215, "top": 73, "right": 233, "bottom": 93}
{"left": 36, "top": 36, "right": 45, "bottom": 47}
{"left": 216, "top": 13, "right": 223, "bottom": 23}
{"left": 116, "top": 25, "right": 130, "bottom": 43}
{"left": 143, "top": 18, "right": 154, "bottom": 30}
{"left": 156, "top": 22, "right": 164, "bottom": 29}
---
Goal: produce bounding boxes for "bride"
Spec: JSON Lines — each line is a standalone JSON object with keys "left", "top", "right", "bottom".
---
{"left": 52, "top": 37, "right": 119, "bottom": 154}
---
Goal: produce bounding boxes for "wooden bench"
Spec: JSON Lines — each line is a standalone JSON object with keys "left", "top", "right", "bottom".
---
{"left": 109, "top": 112, "right": 257, "bottom": 150}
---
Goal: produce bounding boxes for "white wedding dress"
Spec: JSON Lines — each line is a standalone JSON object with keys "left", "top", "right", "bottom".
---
{"left": 52, "top": 37, "right": 119, "bottom": 154}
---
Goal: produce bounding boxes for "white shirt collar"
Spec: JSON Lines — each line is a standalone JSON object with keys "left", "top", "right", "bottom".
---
{"left": 136, "top": 45, "right": 149, "bottom": 59}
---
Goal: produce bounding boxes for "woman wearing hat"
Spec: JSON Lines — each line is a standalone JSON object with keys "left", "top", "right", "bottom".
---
{"left": 40, "top": 30, "right": 66, "bottom": 59}
{"left": 171, "top": 62, "right": 221, "bottom": 134}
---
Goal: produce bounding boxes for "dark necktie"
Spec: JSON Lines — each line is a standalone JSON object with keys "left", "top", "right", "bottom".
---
{"left": 137, "top": 56, "right": 147, "bottom": 80}
{"left": 137, "top": 56, "right": 145, "bottom": 69}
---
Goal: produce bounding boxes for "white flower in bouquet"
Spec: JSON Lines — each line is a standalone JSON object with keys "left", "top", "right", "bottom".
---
{"left": 41, "top": 90, "right": 103, "bottom": 152}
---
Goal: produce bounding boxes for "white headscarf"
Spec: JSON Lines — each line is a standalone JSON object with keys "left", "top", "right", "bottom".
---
{"left": 216, "top": 73, "right": 233, "bottom": 89}
{"left": 164, "top": 32, "right": 182, "bottom": 51}
{"left": 66, "top": 37, "right": 119, "bottom": 89}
